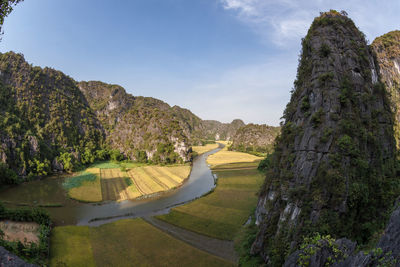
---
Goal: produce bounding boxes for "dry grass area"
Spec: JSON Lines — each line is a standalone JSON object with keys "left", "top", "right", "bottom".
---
{"left": 50, "top": 218, "right": 233, "bottom": 267}
{"left": 192, "top": 143, "right": 219, "bottom": 155}
{"left": 127, "top": 166, "right": 191, "bottom": 196}
{"left": 207, "top": 143, "right": 263, "bottom": 169}
{"left": 157, "top": 168, "right": 264, "bottom": 240}
{"left": 0, "top": 220, "right": 40, "bottom": 245}
{"left": 100, "top": 169, "right": 140, "bottom": 201}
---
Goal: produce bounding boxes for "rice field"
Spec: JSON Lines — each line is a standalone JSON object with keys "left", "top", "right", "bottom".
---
{"left": 192, "top": 143, "right": 219, "bottom": 155}
{"left": 64, "top": 164, "right": 191, "bottom": 202}
{"left": 127, "top": 166, "right": 190, "bottom": 196}
{"left": 207, "top": 143, "right": 263, "bottom": 170}
{"left": 100, "top": 169, "right": 141, "bottom": 201}
{"left": 157, "top": 168, "right": 264, "bottom": 240}
{"left": 64, "top": 170, "right": 102, "bottom": 202}
{"left": 49, "top": 218, "right": 233, "bottom": 267}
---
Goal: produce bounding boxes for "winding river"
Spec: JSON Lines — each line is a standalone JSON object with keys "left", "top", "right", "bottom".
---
{"left": 0, "top": 146, "right": 222, "bottom": 226}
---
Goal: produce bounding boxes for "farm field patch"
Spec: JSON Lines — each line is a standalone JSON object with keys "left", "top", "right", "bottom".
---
{"left": 49, "top": 219, "right": 233, "bottom": 267}
{"left": 157, "top": 168, "right": 264, "bottom": 240}
{"left": 192, "top": 143, "right": 219, "bottom": 155}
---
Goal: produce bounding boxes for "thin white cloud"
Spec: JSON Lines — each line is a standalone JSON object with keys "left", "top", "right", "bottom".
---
{"left": 219, "top": 0, "right": 400, "bottom": 48}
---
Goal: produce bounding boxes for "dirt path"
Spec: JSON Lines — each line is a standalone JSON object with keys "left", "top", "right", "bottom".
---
{"left": 143, "top": 216, "right": 238, "bottom": 264}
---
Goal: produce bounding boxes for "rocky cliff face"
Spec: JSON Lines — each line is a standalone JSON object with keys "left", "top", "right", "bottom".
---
{"left": 283, "top": 198, "right": 400, "bottom": 266}
{"left": 78, "top": 81, "right": 192, "bottom": 163}
{"left": 230, "top": 124, "right": 280, "bottom": 154}
{"left": 251, "top": 11, "right": 398, "bottom": 265}
{"left": 372, "top": 31, "right": 400, "bottom": 146}
{"left": 0, "top": 52, "right": 103, "bottom": 176}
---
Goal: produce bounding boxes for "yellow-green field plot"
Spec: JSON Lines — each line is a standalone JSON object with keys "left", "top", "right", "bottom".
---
{"left": 157, "top": 168, "right": 264, "bottom": 240}
{"left": 64, "top": 164, "right": 191, "bottom": 202}
{"left": 127, "top": 166, "right": 191, "bottom": 196}
{"left": 64, "top": 169, "right": 102, "bottom": 203}
{"left": 100, "top": 169, "right": 140, "bottom": 201}
{"left": 207, "top": 143, "right": 263, "bottom": 170}
{"left": 192, "top": 143, "right": 219, "bottom": 155}
{"left": 49, "top": 218, "right": 233, "bottom": 267}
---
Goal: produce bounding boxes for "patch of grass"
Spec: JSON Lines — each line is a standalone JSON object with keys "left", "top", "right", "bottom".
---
{"left": 211, "top": 161, "right": 261, "bottom": 170}
{"left": 50, "top": 219, "right": 233, "bottom": 267}
{"left": 62, "top": 172, "right": 97, "bottom": 190}
{"left": 124, "top": 177, "right": 132, "bottom": 186}
{"left": 192, "top": 143, "right": 219, "bottom": 155}
{"left": 64, "top": 170, "right": 102, "bottom": 202}
{"left": 49, "top": 226, "right": 96, "bottom": 267}
{"left": 89, "top": 161, "right": 121, "bottom": 169}
{"left": 157, "top": 168, "right": 264, "bottom": 240}
{"left": 207, "top": 144, "right": 263, "bottom": 169}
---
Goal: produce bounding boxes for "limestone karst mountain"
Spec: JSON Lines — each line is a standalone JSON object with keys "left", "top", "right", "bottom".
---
{"left": 0, "top": 52, "right": 249, "bottom": 179}
{"left": 230, "top": 123, "right": 280, "bottom": 154}
{"left": 251, "top": 11, "right": 399, "bottom": 266}
{"left": 372, "top": 31, "right": 400, "bottom": 146}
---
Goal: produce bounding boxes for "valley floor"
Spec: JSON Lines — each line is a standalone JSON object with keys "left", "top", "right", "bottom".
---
{"left": 47, "top": 144, "right": 264, "bottom": 266}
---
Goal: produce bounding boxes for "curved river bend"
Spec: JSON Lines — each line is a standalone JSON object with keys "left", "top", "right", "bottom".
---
{"left": 0, "top": 146, "right": 222, "bottom": 226}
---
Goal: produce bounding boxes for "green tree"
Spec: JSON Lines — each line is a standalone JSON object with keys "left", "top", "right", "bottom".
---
{"left": 0, "top": 0, "right": 23, "bottom": 39}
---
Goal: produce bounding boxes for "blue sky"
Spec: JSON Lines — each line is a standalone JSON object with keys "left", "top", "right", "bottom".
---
{"left": 1, "top": 0, "right": 399, "bottom": 125}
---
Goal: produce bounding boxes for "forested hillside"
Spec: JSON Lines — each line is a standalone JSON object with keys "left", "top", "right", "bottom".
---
{"left": 0, "top": 52, "right": 103, "bottom": 179}
{"left": 230, "top": 124, "right": 280, "bottom": 155}
{"left": 0, "top": 52, "right": 251, "bottom": 182}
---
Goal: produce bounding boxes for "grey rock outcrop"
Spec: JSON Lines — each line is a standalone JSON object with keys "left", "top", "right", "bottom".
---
{"left": 283, "top": 199, "right": 400, "bottom": 266}
{"left": 372, "top": 31, "right": 400, "bottom": 147}
{"left": 252, "top": 11, "right": 398, "bottom": 265}
{"left": 0, "top": 246, "right": 38, "bottom": 267}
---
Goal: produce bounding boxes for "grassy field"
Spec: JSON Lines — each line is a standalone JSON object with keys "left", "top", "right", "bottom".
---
{"left": 50, "top": 226, "right": 96, "bottom": 267}
{"left": 64, "top": 170, "right": 102, "bottom": 202}
{"left": 50, "top": 218, "right": 233, "bottom": 267}
{"left": 207, "top": 143, "right": 263, "bottom": 170}
{"left": 192, "top": 143, "right": 219, "bottom": 155}
{"left": 64, "top": 164, "right": 191, "bottom": 202}
{"left": 157, "top": 168, "right": 264, "bottom": 240}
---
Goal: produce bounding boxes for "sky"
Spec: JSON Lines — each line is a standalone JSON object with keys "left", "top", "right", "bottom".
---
{"left": 1, "top": 0, "right": 399, "bottom": 126}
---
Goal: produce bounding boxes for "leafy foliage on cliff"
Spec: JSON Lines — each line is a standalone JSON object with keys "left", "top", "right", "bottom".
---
{"left": 229, "top": 124, "right": 280, "bottom": 156}
{"left": 252, "top": 11, "right": 400, "bottom": 265}
{"left": 0, "top": 52, "right": 104, "bottom": 178}
{"left": 78, "top": 81, "right": 191, "bottom": 164}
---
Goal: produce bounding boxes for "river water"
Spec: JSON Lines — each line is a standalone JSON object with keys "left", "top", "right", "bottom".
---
{"left": 0, "top": 146, "right": 222, "bottom": 226}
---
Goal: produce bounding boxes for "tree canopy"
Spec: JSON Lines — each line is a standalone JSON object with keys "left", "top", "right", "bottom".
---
{"left": 0, "top": 0, "right": 23, "bottom": 38}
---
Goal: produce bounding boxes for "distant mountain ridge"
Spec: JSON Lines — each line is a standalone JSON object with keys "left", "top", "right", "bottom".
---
{"left": 0, "top": 51, "right": 254, "bottom": 178}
